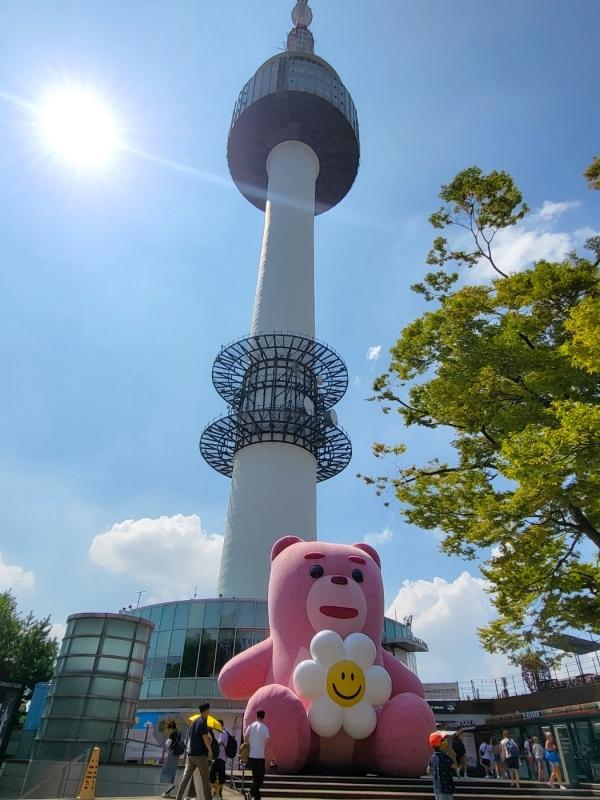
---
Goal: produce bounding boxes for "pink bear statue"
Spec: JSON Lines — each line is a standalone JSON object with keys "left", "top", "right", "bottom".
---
{"left": 218, "top": 537, "right": 435, "bottom": 776}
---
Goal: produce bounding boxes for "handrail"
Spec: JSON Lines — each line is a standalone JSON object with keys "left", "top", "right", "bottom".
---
{"left": 20, "top": 749, "right": 89, "bottom": 799}
{"left": 455, "top": 653, "right": 600, "bottom": 700}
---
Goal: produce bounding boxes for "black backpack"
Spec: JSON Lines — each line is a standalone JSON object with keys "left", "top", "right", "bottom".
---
{"left": 171, "top": 731, "right": 185, "bottom": 757}
{"left": 210, "top": 733, "right": 220, "bottom": 761}
{"left": 224, "top": 730, "right": 238, "bottom": 759}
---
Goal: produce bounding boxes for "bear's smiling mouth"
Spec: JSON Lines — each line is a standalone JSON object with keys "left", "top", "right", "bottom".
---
{"left": 332, "top": 683, "right": 362, "bottom": 700}
{"left": 320, "top": 605, "right": 358, "bottom": 619}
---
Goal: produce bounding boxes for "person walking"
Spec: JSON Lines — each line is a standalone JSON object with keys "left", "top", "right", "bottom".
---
{"left": 524, "top": 734, "right": 535, "bottom": 779}
{"left": 532, "top": 736, "right": 547, "bottom": 781}
{"left": 500, "top": 729, "right": 521, "bottom": 789}
{"left": 451, "top": 728, "right": 467, "bottom": 779}
{"left": 174, "top": 702, "right": 212, "bottom": 800}
{"left": 478, "top": 739, "right": 493, "bottom": 778}
{"left": 427, "top": 732, "right": 455, "bottom": 800}
{"left": 243, "top": 709, "right": 276, "bottom": 800}
{"left": 209, "top": 719, "right": 228, "bottom": 798}
{"left": 160, "top": 721, "right": 184, "bottom": 797}
{"left": 545, "top": 732, "right": 565, "bottom": 790}
{"left": 489, "top": 736, "right": 502, "bottom": 778}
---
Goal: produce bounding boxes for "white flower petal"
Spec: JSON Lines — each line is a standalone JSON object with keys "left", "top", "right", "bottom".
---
{"left": 364, "top": 665, "right": 392, "bottom": 705}
{"left": 343, "top": 632, "right": 377, "bottom": 670}
{"left": 310, "top": 629, "right": 345, "bottom": 669}
{"left": 293, "top": 659, "right": 328, "bottom": 700}
{"left": 308, "top": 695, "right": 344, "bottom": 738}
{"left": 342, "top": 699, "right": 377, "bottom": 740}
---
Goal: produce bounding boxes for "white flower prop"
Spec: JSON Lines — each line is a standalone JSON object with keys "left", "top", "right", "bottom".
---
{"left": 292, "top": 630, "right": 392, "bottom": 740}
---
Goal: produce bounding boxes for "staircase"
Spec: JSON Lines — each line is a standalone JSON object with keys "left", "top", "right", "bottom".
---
{"left": 230, "top": 772, "right": 600, "bottom": 800}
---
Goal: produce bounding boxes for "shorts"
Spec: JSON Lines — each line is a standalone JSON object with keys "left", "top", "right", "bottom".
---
{"left": 493, "top": 754, "right": 501, "bottom": 762}
{"left": 507, "top": 756, "right": 520, "bottom": 769}
{"left": 480, "top": 758, "right": 490, "bottom": 767}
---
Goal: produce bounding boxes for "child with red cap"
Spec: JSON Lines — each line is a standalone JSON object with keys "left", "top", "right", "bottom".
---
{"left": 427, "top": 732, "right": 455, "bottom": 800}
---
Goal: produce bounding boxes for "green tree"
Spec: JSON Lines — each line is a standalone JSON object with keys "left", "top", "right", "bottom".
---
{"left": 584, "top": 156, "right": 600, "bottom": 191}
{"left": 360, "top": 166, "right": 600, "bottom": 664}
{"left": 0, "top": 591, "right": 59, "bottom": 692}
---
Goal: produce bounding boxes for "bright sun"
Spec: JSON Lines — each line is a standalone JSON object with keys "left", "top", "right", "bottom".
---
{"left": 41, "top": 89, "right": 117, "bottom": 167}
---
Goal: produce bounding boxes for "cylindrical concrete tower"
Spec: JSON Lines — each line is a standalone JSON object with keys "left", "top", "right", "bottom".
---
{"left": 201, "top": 1, "right": 359, "bottom": 600}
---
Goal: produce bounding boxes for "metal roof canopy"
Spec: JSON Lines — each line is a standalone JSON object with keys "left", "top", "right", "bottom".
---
{"left": 542, "top": 634, "right": 600, "bottom": 655}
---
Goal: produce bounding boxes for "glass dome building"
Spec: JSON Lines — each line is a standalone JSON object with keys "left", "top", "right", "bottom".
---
{"left": 36, "top": 613, "right": 153, "bottom": 761}
{"left": 128, "top": 599, "right": 427, "bottom": 714}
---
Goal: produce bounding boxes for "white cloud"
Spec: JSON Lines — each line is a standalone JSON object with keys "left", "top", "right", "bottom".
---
{"left": 491, "top": 227, "right": 573, "bottom": 275}
{"left": 89, "top": 514, "right": 223, "bottom": 601}
{"left": 531, "top": 200, "right": 578, "bottom": 221}
{"left": 50, "top": 622, "right": 67, "bottom": 644}
{"left": 364, "top": 527, "right": 394, "bottom": 546}
{"left": 466, "top": 197, "right": 598, "bottom": 280}
{"left": 386, "top": 571, "right": 512, "bottom": 682}
{"left": 366, "top": 345, "right": 382, "bottom": 361}
{"left": 0, "top": 552, "right": 35, "bottom": 592}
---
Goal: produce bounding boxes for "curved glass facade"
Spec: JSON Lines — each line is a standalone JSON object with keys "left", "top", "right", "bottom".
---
{"left": 231, "top": 52, "right": 359, "bottom": 144}
{"left": 37, "top": 613, "right": 153, "bottom": 760}
{"left": 131, "top": 599, "right": 268, "bottom": 707}
{"left": 130, "top": 599, "right": 425, "bottom": 708}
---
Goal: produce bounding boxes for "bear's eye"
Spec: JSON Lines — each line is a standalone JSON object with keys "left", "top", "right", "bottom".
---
{"left": 309, "top": 564, "right": 324, "bottom": 579}
{"left": 351, "top": 568, "right": 364, "bottom": 583}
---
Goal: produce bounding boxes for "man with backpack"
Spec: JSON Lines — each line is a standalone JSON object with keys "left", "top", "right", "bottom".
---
{"left": 174, "top": 702, "right": 212, "bottom": 800}
{"left": 451, "top": 729, "right": 467, "bottom": 779}
{"left": 209, "top": 719, "right": 237, "bottom": 798}
{"left": 500, "top": 729, "right": 521, "bottom": 789}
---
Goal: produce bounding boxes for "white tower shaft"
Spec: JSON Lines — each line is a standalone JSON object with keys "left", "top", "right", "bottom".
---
{"left": 252, "top": 141, "right": 319, "bottom": 336}
{"left": 217, "top": 141, "right": 320, "bottom": 599}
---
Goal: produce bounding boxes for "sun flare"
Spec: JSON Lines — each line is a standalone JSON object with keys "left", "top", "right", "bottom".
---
{"left": 41, "top": 89, "right": 117, "bottom": 167}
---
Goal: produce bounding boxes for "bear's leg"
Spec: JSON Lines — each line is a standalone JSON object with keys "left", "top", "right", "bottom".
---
{"left": 244, "top": 685, "right": 311, "bottom": 774}
{"left": 355, "top": 693, "right": 436, "bottom": 778}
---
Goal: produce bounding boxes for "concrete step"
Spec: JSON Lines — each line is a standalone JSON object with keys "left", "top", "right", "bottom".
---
{"left": 247, "top": 792, "right": 591, "bottom": 800}
{"left": 231, "top": 773, "right": 597, "bottom": 800}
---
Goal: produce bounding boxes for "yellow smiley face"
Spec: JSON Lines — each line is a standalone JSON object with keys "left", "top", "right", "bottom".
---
{"left": 326, "top": 659, "right": 365, "bottom": 707}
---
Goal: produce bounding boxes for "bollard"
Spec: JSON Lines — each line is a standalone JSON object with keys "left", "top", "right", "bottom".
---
{"left": 77, "top": 747, "right": 100, "bottom": 800}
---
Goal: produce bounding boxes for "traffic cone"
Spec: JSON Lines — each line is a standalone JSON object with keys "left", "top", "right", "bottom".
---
{"left": 77, "top": 747, "right": 100, "bottom": 800}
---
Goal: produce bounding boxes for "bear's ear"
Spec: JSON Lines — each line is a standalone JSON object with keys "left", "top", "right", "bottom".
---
{"left": 271, "top": 536, "right": 304, "bottom": 562}
{"left": 351, "top": 542, "right": 381, "bottom": 569}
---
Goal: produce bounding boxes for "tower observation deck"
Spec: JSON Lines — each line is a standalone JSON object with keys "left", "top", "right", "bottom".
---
{"left": 200, "top": 1, "right": 360, "bottom": 600}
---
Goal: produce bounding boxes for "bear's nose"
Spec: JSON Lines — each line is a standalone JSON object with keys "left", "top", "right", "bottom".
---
{"left": 331, "top": 575, "right": 348, "bottom": 585}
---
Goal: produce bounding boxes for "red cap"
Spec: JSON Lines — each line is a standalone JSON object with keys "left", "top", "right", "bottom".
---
{"left": 429, "top": 732, "right": 443, "bottom": 747}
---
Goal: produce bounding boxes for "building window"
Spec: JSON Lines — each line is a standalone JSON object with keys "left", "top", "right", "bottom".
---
{"left": 197, "top": 629, "right": 218, "bottom": 677}
{"left": 237, "top": 602, "right": 255, "bottom": 627}
{"left": 173, "top": 603, "right": 190, "bottom": 630}
{"left": 160, "top": 604, "right": 176, "bottom": 631}
{"left": 220, "top": 601, "right": 238, "bottom": 627}
{"left": 180, "top": 629, "right": 201, "bottom": 677}
{"left": 188, "top": 602, "right": 206, "bottom": 628}
{"left": 215, "top": 629, "right": 235, "bottom": 673}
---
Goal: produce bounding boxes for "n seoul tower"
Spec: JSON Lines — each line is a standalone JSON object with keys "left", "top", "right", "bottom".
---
{"left": 200, "top": 0, "right": 359, "bottom": 600}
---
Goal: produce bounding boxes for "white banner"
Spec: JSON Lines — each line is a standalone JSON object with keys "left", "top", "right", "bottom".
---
{"left": 423, "top": 682, "right": 460, "bottom": 700}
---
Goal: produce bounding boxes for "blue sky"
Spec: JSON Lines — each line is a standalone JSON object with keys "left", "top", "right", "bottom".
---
{"left": 0, "top": 0, "right": 598, "bottom": 682}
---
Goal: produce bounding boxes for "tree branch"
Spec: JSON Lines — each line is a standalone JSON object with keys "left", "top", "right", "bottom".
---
{"left": 568, "top": 505, "right": 600, "bottom": 549}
